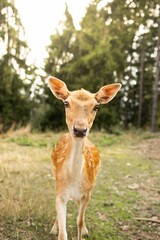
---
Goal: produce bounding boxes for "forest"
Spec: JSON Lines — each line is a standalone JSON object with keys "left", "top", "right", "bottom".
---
{"left": 0, "top": 0, "right": 160, "bottom": 133}
{"left": 0, "top": 1, "right": 160, "bottom": 239}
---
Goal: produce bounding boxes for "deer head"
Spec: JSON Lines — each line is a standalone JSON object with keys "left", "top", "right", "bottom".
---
{"left": 47, "top": 76, "right": 121, "bottom": 138}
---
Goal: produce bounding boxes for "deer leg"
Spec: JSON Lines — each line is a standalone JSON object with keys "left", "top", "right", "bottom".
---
{"left": 77, "top": 193, "right": 90, "bottom": 240}
{"left": 56, "top": 195, "right": 68, "bottom": 240}
{"left": 50, "top": 217, "right": 58, "bottom": 235}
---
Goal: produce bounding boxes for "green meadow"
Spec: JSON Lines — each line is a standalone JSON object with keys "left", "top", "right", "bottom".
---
{"left": 0, "top": 130, "right": 160, "bottom": 240}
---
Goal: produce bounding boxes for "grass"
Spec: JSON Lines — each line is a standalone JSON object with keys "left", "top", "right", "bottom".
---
{"left": 0, "top": 130, "right": 160, "bottom": 240}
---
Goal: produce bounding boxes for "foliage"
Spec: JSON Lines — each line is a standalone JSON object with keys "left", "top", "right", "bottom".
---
{"left": 8, "top": 136, "right": 47, "bottom": 147}
{"left": 44, "top": 0, "right": 160, "bottom": 131}
{"left": 44, "top": 2, "right": 122, "bottom": 131}
{"left": 0, "top": 0, "right": 35, "bottom": 132}
{"left": 0, "top": 0, "right": 160, "bottom": 132}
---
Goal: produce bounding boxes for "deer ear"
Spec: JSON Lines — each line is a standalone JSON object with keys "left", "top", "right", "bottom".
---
{"left": 95, "top": 83, "right": 121, "bottom": 104}
{"left": 47, "top": 76, "right": 69, "bottom": 100}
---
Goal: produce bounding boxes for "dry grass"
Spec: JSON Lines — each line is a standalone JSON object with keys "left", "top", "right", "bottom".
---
{"left": 0, "top": 130, "right": 160, "bottom": 239}
{"left": 0, "top": 131, "right": 58, "bottom": 239}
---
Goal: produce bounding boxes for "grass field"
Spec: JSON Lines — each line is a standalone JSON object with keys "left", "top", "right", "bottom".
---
{"left": 0, "top": 129, "right": 160, "bottom": 240}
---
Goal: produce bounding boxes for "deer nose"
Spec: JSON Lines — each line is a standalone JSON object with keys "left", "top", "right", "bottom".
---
{"left": 73, "top": 126, "right": 87, "bottom": 138}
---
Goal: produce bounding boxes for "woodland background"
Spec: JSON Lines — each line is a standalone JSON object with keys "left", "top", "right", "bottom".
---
{"left": 0, "top": 0, "right": 160, "bottom": 133}
{"left": 1, "top": 1, "right": 160, "bottom": 239}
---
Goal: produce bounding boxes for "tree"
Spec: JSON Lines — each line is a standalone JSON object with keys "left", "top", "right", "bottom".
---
{"left": 151, "top": 6, "right": 160, "bottom": 132}
{"left": 0, "top": 0, "right": 34, "bottom": 131}
{"left": 44, "top": 0, "right": 160, "bottom": 131}
{"left": 44, "top": 1, "right": 122, "bottom": 131}
{"left": 103, "top": 0, "right": 160, "bottom": 130}
{"left": 42, "top": 4, "right": 76, "bottom": 130}
{"left": 137, "top": 35, "right": 145, "bottom": 128}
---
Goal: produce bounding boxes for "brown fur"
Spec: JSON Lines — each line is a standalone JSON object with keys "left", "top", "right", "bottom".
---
{"left": 47, "top": 76, "right": 121, "bottom": 240}
{"left": 52, "top": 133, "right": 100, "bottom": 189}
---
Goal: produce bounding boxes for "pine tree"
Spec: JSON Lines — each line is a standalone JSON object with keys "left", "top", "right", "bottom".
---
{"left": 151, "top": 6, "right": 160, "bottom": 132}
{"left": 0, "top": 0, "right": 34, "bottom": 131}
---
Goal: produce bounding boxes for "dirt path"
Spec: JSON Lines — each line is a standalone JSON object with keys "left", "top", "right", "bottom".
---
{"left": 135, "top": 138, "right": 160, "bottom": 161}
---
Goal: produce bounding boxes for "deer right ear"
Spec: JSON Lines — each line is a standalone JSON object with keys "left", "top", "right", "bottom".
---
{"left": 95, "top": 83, "right": 121, "bottom": 104}
{"left": 47, "top": 76, "right": 69, "bottom": 100}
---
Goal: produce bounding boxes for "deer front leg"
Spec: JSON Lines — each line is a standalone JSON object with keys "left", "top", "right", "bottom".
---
{"left": 56, "top": 195, "right": 68, "bottom": 240}
{"left": 77, "top": 193, "right": 90, "bottom": 240}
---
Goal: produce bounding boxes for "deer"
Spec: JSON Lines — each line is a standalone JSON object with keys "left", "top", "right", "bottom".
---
{"left": 47, "top": 76, "right": 121, "bottom": 240}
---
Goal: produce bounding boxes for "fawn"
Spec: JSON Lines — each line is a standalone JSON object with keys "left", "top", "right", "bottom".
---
{"left": 47, "top": 76, "right": 121, "bottom": 240}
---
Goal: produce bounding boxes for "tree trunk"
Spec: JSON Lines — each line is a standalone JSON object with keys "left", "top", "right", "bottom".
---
{"left": 151, "top": 8, "right": 160, "bottom": 132}
{"left": 138, "top": 38, "right": 145, "bottom": 128}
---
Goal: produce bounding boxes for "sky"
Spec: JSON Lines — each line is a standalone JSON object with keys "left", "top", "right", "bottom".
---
{"left": 14, "top": 0, "right": 91, "bottom": 68}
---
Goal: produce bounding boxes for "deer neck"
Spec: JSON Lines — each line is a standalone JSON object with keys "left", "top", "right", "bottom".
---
{"left": 67, "top": 135, "right": 85, "bottom": 174}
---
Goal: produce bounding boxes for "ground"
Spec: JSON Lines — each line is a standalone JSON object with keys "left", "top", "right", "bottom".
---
{"left": 0, "top": 129, "right": 160, "bottom": 240}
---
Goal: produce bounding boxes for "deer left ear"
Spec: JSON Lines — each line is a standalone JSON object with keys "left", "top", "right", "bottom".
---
{"left": 47, "top": 76, "right": 69, "bottom": 100}
{"left": 95, "top": 83, "right": 121, "bottom": 104}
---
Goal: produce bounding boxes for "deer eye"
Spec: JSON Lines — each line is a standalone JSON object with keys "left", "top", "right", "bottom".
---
{"left": 93, "top": 104, "right": 99, "bottom": 112}
{"left": 64, "top": 101, "right": 70, "bottom": 108}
